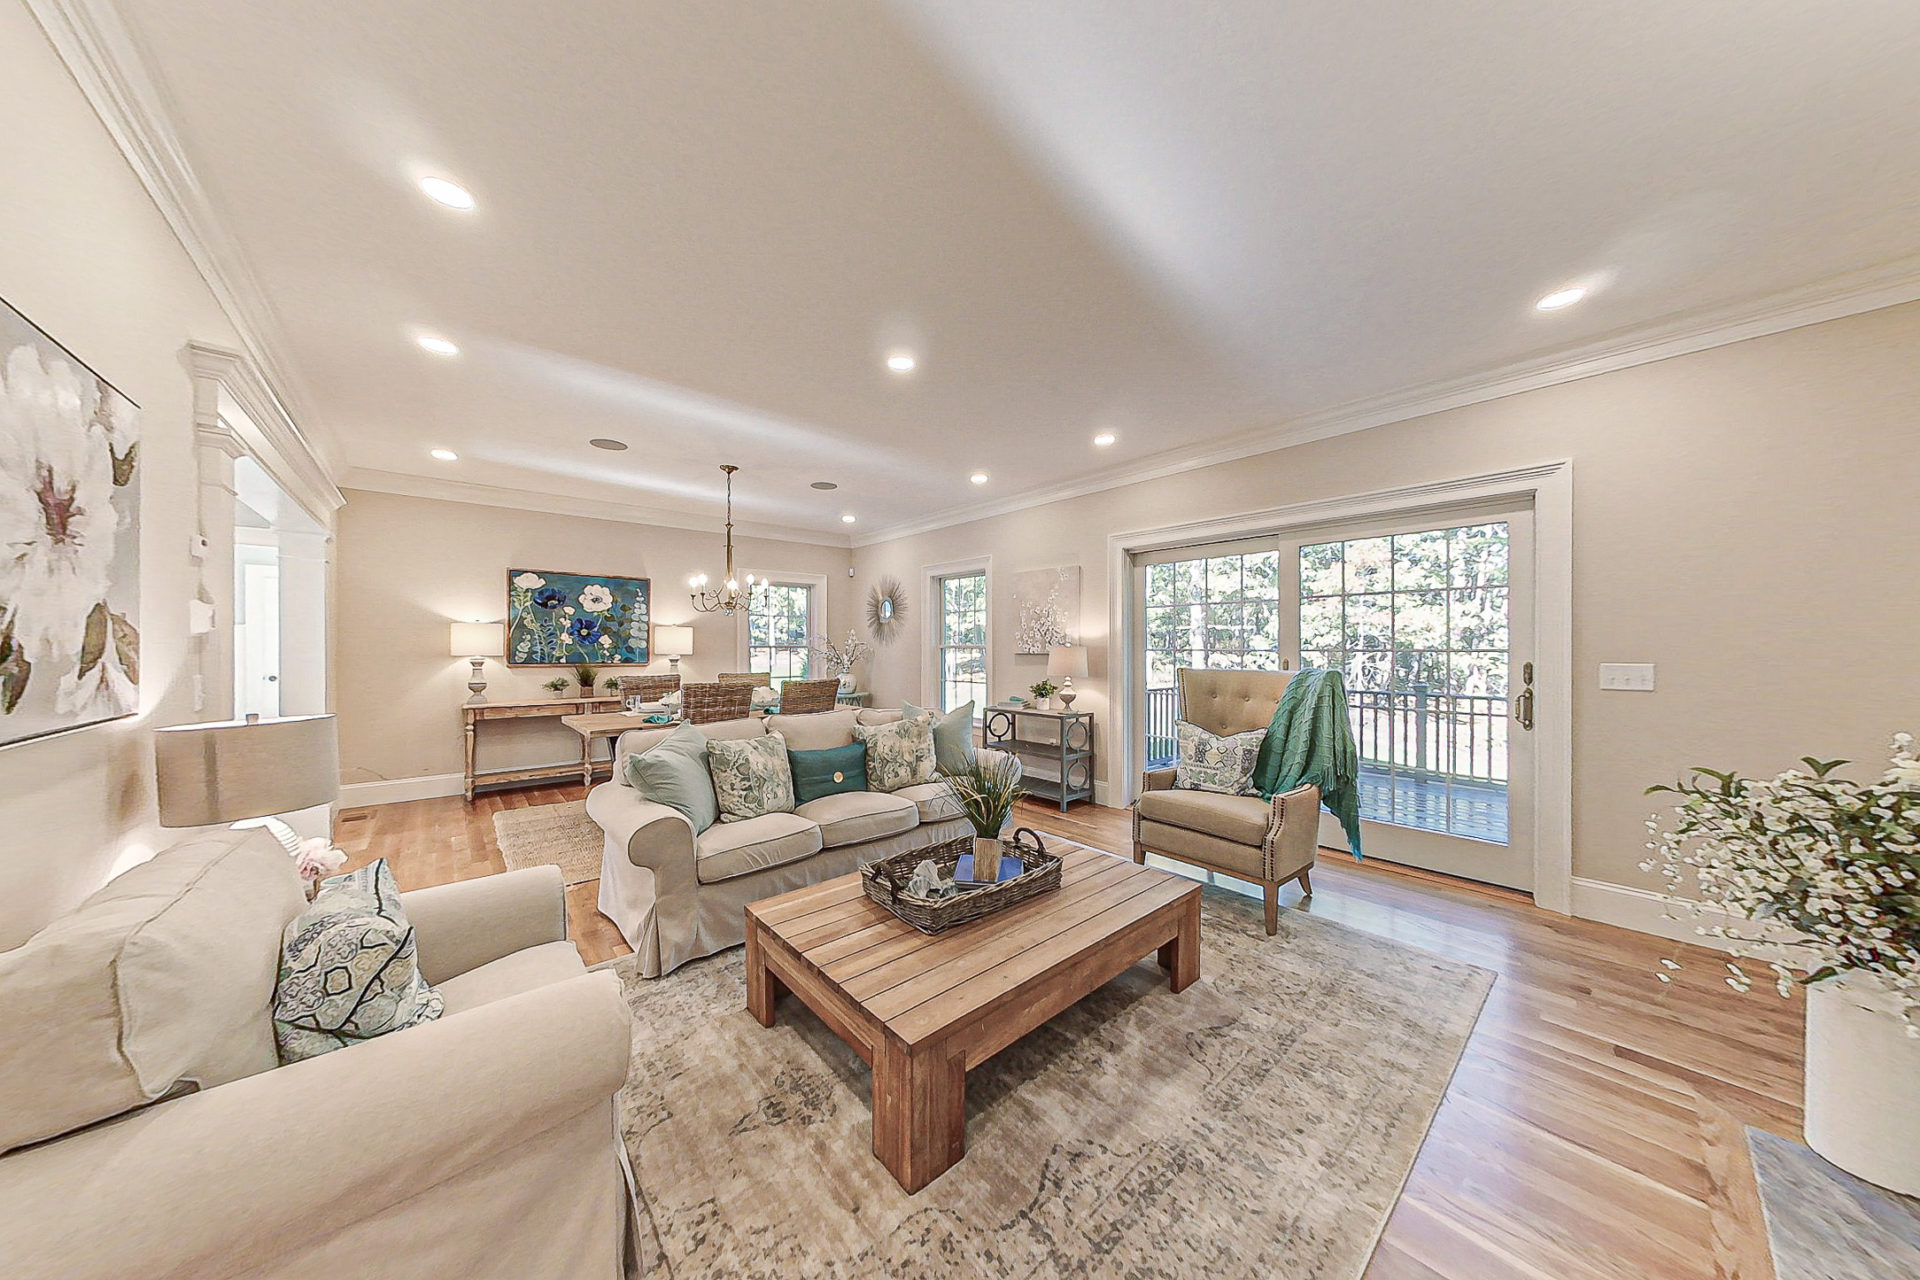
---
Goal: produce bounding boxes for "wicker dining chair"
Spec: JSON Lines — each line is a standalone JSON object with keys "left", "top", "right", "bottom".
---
{"left": 776, "top": 678, "right": 841, "bottom": 715}
{"left": 681, "top": 680, "right": 755, "bottom": 725}
{"left": 615, "top": 673, "right": 682, "bottom": 702}
{"left": 716, "top": 671, "right": 772, "bottom": 687}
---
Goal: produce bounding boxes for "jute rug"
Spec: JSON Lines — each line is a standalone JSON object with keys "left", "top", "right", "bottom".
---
{"left": 491, "top": 800, "right": 601, "bottom": 885}
{"left": 606, "top": 884, "right": 1493, "bottom": 1279}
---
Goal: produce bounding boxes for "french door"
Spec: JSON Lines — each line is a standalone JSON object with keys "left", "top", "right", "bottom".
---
{"left": 1133, "top": 504, "right": 1537, "bottom": 892}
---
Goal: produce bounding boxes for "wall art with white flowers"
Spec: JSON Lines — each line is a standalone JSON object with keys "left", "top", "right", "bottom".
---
{"left": 505, "top": 569, "right": 649, "bottom": 665}
{"left": 0, "top": 297, "right": 140, "bottom": 747}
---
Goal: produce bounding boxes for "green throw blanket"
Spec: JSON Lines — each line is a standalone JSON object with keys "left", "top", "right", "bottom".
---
{"left": 1251, "top": 667, "right": 1363, "bottom": 858}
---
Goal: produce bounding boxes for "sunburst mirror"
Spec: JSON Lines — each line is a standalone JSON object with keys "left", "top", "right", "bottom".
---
{"left": 866, "top": 576, "right": 909, "bottom": 643}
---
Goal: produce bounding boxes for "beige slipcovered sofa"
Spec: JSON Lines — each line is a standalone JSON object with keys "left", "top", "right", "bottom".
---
{"left": 0, "top": 828, "right": 636, "bottom": 1280}
{"left": 1133, "top": 667, "right": 1323, "bottom": 935}
{"left": 591, "top": 707, "right": 1017, "bottom": 977}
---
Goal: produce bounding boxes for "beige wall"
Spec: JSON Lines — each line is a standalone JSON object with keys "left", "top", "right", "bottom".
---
{"left": 0, "top": 3, "right": 247, "bottom": 947}
{"left": 332, "top": 489, "right": 855, "bottom": 790}
{"left": 854, "top": 300, "right": 1920, "bottom": 892}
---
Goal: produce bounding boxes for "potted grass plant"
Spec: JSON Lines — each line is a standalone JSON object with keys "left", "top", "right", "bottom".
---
{"left": 942, "top": 752, "right": 1026, "bottom": 882}
{"left": 573, "top": 662, "right": 599, "bottom": 695}
{"left": 1643, "top": 734, "right": 1920, "bottom": 1193}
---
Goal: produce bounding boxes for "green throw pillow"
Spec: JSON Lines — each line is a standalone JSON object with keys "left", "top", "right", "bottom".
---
{"left": 788, "top": 742, "right": 868, "bottom": 804}
{"left": 903, "top": 700, "right": 977, "bottom": 776}
{"left": 852, "top": 716, "right": 937, "bottom": 792}
{"left": 707, "top": 731, "right": 797, "bottom": 822}
{"left": 623, "top": 721, "right": 719, "bottom": 833}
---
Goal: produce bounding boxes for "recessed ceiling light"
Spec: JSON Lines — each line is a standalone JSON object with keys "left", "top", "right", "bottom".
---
{"left": 416, "top": 335, "right": 459, "bottom": 356}
{"left": 419, "top": 176, "right": 475, "bottom": 211}
{"left": 969, "top": 472, "right": 989, "bottom": 485}
{"left": 1535, "top": 286, "right": 1587, "bottom": 311}
{"left": 429, "top": 448, "right": 458, "bottom": 461}
{"left": 841, "top": 514, "right": 857, "bottom": 524}
{"left": 886, "top": 352, "right": 917, "bottom": 373}
{"left": 810, "top": 480, "right": 839, "bottom": 491}
{"left": 1093, "top": 432, "right": 1117, "bottom": 447}
{"left": 589, "top": 438, "right": 628, "bottom": 451}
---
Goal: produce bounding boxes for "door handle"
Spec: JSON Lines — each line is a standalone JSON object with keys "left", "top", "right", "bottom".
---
{"left": 1512, "top": 661, "right": 1534, "bottom": 731}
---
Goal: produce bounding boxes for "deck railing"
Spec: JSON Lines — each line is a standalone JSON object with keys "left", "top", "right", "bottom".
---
{"left": 1143, "top": 682, "right": 1509, "bottom": 784}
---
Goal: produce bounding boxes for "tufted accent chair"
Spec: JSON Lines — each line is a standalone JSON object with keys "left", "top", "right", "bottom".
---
{"left": 1133, "top": 667, "right": 1322, "bottom": 934}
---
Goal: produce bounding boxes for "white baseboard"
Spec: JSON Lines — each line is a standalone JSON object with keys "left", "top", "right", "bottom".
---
{"left": 1570, "top": 876, "right": 1814, "bottom": 965}
{"left": 339, "top": 773, "right": 464, "bottom": 806}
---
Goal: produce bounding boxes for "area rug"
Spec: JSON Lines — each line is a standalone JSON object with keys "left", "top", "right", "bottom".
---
{"left": 490, "top": 801, "right": 601, "bottom": 885}
{"left": 606, "top": 885, "right": 1494, "bottom": 1279}
{"left": 1748, "top": 1127, "right": 1920, "bottom": 1280}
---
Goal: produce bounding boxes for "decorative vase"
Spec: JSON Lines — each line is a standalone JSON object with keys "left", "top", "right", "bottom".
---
{"left": 837, "top": 673, "right": 856, "bottom": 693}
{"left": 1804, "top": 973, "right": 1920, "bottom": 1195}
{"left": 972, "top": 836, "right": 1002, "bottom": 883}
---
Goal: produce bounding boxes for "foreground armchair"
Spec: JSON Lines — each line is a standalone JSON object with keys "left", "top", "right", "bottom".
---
{"left": 0, "top": 833, "right": 635, "bottom": 1280}
{"left": 1132, "top": 667, "right": 1321, "bottom": 934}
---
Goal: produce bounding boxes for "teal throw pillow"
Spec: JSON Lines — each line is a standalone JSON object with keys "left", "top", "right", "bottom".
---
{"left": 623, "top": 721, "right": 719, "bottom": 833}
{"left": 903, "top": 700, "right": 978, "bottom": 776}
{"left": 789, "top": 742, "right": 868, "bottom": 804}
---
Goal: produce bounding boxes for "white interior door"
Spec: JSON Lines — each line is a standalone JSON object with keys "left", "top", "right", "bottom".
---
{"left": 1282, "top": 507, "right": 1536, "bottom": 890}
{"left": 236, "top": 554, "right": 281, "bottom": 719}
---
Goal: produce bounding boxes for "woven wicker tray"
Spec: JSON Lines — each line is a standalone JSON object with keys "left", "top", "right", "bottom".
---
{"left": 861, "top": 829, "right": 1063, "bottom": 935}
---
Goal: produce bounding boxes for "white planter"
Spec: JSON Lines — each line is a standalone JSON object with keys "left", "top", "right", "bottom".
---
{"left": 1804, "top": 974, "right": 1920, "bottom": 1195}
{"left": 837, "top": 673, "right": 855, "bottom": 693}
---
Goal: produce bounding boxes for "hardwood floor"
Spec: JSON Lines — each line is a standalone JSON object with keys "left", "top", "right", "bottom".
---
{"left": 337, "top": 788, "right": 1797, "bottom": 1280}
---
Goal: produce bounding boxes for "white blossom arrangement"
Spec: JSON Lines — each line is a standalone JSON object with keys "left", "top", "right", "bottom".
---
{"left": 1642, "top": 734, "right": 1920, "bottom": 1035}
{"left": 809, "top": 629, "right": 873, "bottom": 676}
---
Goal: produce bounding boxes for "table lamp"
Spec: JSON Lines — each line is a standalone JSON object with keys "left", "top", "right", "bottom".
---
{"left": 654, "top": 624, "right": 694, "bottom": 674}
{"left": 1048, "top": 644, "right": 1089, "bottom": 710}
{"left": 154, "top": 713, "right": 340, "bottom": 854}
{"left": 450, "top": 621, "right": 505, "bottom": 704}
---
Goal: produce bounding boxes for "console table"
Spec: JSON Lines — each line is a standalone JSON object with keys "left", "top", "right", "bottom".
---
{"left": 982, "top": 705, "right": 1094, "bottom": 811}
{"left": 462, "top": 697, "right": 622, "bottom": 800}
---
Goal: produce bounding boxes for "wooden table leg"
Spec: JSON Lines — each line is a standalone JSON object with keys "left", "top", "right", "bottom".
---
{"left": 580, "top": 732, "right": 594, "bottom": 789}
{"left": 1156, "top": 891, "right": 1201, "bottom": 994}
{"left": 872, "top": 1034, "right": 967, "bottom": 1194}
{"left": 745, "top": 921, "right": 783, "bottom": 1027}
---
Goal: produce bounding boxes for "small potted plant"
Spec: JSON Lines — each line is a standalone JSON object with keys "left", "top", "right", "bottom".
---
{"left": 602, "top": 676, "right": 622, "bottom": 697}
{"left": 1029, "top": 678, "right": 1059, "bottom": 711}
{"left": 573, "top": 663, "right": 599, "bottom": 694}
{"left": 942, "top": 753, "right": 1026, "bottom": 882}
{"left": 1644, "top": 734, "right": 1920, "bottom": 1194}
{"left": 542, "top": 675, "right": 572, "bottom": 698}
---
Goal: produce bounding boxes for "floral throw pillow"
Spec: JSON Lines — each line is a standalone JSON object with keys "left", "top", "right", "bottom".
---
{"left": 853, "top": 715, "right": 938, "bottom": 792}
{"left": 707, "top": 731, "right": 797, "bottom": 823}
{"left": 273, "top": 859, "right": 444, "bottom": 1063}
{"left": 1173, "top": 720, "right": 1265, "bottom": 796}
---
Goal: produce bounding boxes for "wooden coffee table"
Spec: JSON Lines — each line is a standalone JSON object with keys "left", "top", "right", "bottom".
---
{"left": 743, "top": 841, "right": 1201, "bottom": 1193}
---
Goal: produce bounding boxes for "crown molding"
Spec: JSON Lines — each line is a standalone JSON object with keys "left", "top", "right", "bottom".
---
{"left": 189, "top": 342, "right": 344, "bottom": 522}
{"left": 338, "top": 468, "right": 855, "bottom": 550}
{"left": 853, "top": 256, "right": 1920, "bottom": 547}
{"left": 25, "top": 0, "right": 338, "bottom": 476}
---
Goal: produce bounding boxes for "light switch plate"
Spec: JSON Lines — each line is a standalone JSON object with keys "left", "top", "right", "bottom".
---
{"left": 1599, "top": 662, "right": 1656, "bottom": 691}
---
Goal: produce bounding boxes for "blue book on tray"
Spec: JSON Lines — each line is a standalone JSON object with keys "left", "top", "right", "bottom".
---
{"left": 955, "top": 853, "right": 1026, "bottom": 884}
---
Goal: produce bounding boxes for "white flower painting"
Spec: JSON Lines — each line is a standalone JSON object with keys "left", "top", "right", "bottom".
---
{"left": 0, "top": 297, "right": 140, "bottom": 745}
{"left": 1011, "top": 565, "right": 1080, "bottom": 655}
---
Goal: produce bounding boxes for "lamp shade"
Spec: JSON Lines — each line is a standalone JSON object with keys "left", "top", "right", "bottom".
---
{"left": 449, "top": 621, "right": 504, "bottom": 658}
{"left": 154, "top": 713, "right": 340, "bottom": 827}
{"left": 1047, "top": 644, "right": 1089, "bottom": 680}
{"left": 654, "top": 624, "right": 694, "bottom": 657}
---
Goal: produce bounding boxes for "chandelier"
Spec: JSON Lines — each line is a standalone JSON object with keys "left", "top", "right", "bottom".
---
{"left": 689, "top": 464, "right": 756, "bottom": 615}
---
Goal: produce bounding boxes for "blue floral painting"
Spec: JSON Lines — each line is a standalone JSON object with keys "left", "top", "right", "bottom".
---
{"left": 506, "top": 569, "right": 649, "bottom": 665}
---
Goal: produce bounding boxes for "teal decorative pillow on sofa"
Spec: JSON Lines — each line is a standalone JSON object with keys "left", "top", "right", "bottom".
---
{"left": 789, "top": 742, "right": 868, "bottom": 804}
{"left": 707, "top": 731, "right": 796, "bottom": 822}
{"left": 273, "top": 860, "right": 443, "bottom": 1063}
{"left": 624, "top": 721, "right": 719, "bottom": 832}
{"left": 903, "top": 700, "right": 977, "bottom": 775}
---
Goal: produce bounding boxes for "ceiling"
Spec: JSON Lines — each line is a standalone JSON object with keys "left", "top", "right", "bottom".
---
{"left": 101, "top": 0, "right": 1920, "bottom": 542}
